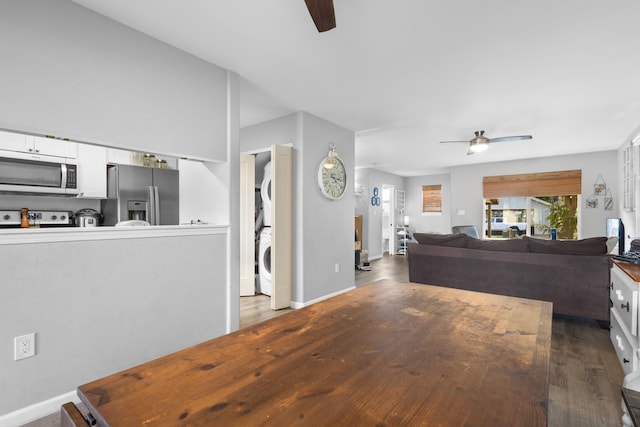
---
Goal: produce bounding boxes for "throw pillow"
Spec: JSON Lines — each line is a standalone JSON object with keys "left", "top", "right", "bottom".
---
{"left": 413, "top": 233, "right": 467, "bottom": 248}
{"left": 525, "top": 236, "right": 608, "bottom": 255}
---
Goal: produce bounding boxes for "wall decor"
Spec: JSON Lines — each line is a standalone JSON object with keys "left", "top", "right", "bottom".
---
{"left": 371, "top": 187, "right": 380, "bottom": 206}
{"left": 593, "top": 174, "right": 606, "bottom": 196}
{"left": 586, "top": 195, "right": 598, "bottom": 209}
{"left": 604, "top": 188, "right": 613, "bottom": 211}
{"left": 586, "top": 174, "right": 614, "bottom": 210}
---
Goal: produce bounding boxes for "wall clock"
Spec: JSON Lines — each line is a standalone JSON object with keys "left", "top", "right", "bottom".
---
{"left": 318, "top": 145, "right": 347, "bottom": 200}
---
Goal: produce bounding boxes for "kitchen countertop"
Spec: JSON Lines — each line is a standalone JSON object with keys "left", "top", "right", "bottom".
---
{"left": 0, "top": 224, "right": 228, "bottom": 245}
{"left": 613, "top": 259, "right": 640, "bottom": 282}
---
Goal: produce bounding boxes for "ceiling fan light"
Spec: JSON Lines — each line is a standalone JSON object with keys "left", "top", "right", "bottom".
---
{"left": 469, "top": 141, "right": 489, "bottom": 153}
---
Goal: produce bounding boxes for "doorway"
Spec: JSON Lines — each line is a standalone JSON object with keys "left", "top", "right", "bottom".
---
{"left": 240, "top": 149, "right": 271, "bottom": 297}
{"left": 239, "top": 145, "right": 292, "bottom": 310}
{"left": 381, "top": 184, "right": 395, "bottom": 255}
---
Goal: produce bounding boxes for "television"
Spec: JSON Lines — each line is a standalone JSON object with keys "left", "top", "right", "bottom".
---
{"left": 606, "top": 218, "right": 625, "bottom": 255}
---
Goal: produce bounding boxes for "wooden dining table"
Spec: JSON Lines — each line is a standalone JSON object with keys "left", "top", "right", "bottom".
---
{"left": 63, "top": 281, "right": 552, "bottom": 426}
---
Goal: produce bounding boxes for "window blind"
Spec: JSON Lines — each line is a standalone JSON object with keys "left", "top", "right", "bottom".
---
{"left": 483, "top": 170, "right": 581, "bottom": 198}
{"left": 422, "top": 185, "right": 442, "bottom": 213}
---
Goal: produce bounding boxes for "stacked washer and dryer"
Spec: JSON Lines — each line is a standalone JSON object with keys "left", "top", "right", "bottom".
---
{"left": 257, "top": 161, "right": 272, "bottom": 296}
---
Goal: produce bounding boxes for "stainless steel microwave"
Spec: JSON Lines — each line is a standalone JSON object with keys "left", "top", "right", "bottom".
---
{"left": 0, "top": 149, "right": 78, "bottom": 196}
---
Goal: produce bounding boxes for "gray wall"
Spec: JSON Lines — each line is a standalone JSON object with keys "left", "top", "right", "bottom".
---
{"left": 299, "top": 113, "right": 355, "bottom": 303}
{"left": 0, "top": 0, "right": 228, "bottom": 162}
{"left": 354, "top": 168, "right": 405, "bottom": 259}
{"left": 241, "top": 112, "right": 355, "bottom": 306}
{"left": 0, "top": 0, "right": 237, "bottom": 418}
{"left": 617, "top": 124, "right": 640, "bottom": 251}
{"left": 405, "top": 173, "right": 452, "bottom": 234}
{"left": 402, "top": 151, "right": 619, "bottom": 238}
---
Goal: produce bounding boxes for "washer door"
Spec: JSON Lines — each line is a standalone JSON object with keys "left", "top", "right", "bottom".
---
{"left": 262, "top": 245, "right": 271, "bottom": 278}
{"left": 258, "top": 237, "right": 272, "bottom": 296}
{"left": 259, "top": 228, "right": 272, "bottom": 283}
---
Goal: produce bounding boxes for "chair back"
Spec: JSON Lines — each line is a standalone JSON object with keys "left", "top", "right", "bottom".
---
{"left": 451, "top": 225, "right": 479, "bottom": 239}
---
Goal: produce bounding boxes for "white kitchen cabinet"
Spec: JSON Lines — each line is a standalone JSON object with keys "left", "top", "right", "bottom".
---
{"left": 611, "top": 262, "right": 639, "bottom": 375}
{"left": 106, "top": 148, "right": 133, "bottom": 165}
{"left": 77, "top": 144, "right": 107, "bottom": 199}
{"left": 0, "top": 130, "right": 76, "bottom": 158}
{"left": 612, "top": 261, "right": 640, "bottom": 424}
{"left": 31, "top": 135, "right": 77, "bottom": 158}
{"left": 0, "top": 130, "right": 29, "bottom": 152}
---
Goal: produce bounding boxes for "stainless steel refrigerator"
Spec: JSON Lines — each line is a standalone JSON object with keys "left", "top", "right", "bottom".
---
{"left": 101, "top": 164, "right": 179, "bottom": 226}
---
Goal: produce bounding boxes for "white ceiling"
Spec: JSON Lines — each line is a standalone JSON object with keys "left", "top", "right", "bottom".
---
{"left": 72, "top": 0, "right": 640, "bottom": 176}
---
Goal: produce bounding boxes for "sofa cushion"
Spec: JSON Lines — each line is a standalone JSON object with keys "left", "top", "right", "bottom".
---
{"left": 413, "top": 233, "right": 467, "bottom": 248}
{"left": 466, "top": 237, "right": 530, "bottom": 252}
{"left": 525, "top": 236, "right": 608, "bottom": 255}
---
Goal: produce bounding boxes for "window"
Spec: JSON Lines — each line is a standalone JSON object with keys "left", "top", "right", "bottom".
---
{"left": 422, "top": 185, "right": 442, "bottom": 214}
{"left": 482, "top": 170, "right": 581, "bottom": 239}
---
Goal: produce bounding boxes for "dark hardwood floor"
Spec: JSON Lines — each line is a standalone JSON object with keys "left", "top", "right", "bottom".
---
{"left": 25, "top": 253, "right": 623, "bottom": 426}
{"left": 355, "top": 253, "right": 410, "bottom": 286}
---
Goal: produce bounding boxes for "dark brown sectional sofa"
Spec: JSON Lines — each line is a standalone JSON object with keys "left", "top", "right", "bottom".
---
{"left": 408, "top": 233, "right": 611, "bottom": 323}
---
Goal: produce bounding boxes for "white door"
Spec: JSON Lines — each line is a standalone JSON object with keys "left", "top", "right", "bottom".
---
{"left": 239, "top": 154, "right": 255, "bottom": 296}
{"left": 271, "top": 144, "right": 292, "bottom": 310}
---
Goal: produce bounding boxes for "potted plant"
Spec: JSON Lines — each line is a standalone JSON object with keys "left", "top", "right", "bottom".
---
{"left": 539, "top": 196, "right": 578, "bottom": 239}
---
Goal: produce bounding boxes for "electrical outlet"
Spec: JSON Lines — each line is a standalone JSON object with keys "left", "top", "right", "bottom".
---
{"left": 335, "top": 262, "right": 340, "bottom": 273}
{"left": 14, "top": 333, "right": 35, "bottom": 361}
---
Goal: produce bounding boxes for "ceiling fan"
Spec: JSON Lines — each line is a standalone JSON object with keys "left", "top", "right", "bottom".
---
{"left": 440, "top": 130, "right": 532, "bottom": 155}
{"left": 304, "top": 0, "right": 336, "bottom": 32}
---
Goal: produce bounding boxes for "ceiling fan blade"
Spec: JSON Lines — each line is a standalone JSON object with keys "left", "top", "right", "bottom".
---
{"left": 304, "top": 0, "right": 336, "bottom": 32}
{"left": 439, "top": 140, "right": 469, "bottom": 144}
{"left": 488, "top": 135, "right": 532, "bottom": 143}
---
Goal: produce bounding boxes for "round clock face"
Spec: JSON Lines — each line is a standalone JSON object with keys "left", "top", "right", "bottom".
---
{"left": 318, "top": 156, "right": 347, "bottom": 200}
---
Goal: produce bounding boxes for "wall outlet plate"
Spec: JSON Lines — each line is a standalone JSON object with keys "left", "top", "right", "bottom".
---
{"left": 14, "top": 333, "right": 35, "bottom": 361}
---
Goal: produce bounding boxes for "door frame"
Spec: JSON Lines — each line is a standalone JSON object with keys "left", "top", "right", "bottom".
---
{"left": 239, "top": 153, "right": 255, "bottom": 296}
{"left": 239, "top": 145, "right": 293, "bottom": 310}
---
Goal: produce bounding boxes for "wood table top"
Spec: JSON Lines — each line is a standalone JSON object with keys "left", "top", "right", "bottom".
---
{"left": 77, "top": 281, "right": 552, "bottom": 426}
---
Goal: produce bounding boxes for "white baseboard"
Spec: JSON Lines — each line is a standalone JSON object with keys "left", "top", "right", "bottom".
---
{"left": 0, "top": 390, "right": 80, "bottom": 427}
{"left": 290, "top": 286, "right": 357, "bottom": 309}
{"left": 368, "top": 254, "right": 382, "bottom": 261}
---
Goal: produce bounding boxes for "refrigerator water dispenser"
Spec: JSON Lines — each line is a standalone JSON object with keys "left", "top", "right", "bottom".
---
{"left": 127, "top": 200, "right": 148, "bottom": 221}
